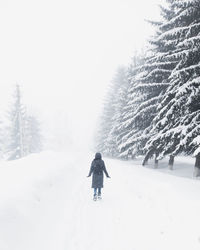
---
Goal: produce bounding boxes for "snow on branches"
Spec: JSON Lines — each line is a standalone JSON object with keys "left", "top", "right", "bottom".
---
{"left": 96, "top": 0, "right": 200, "bottom": 173}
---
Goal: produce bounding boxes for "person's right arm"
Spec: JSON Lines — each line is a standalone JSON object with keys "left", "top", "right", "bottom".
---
{"left": 87, "top": 161, "right": 94, "bottom": 177}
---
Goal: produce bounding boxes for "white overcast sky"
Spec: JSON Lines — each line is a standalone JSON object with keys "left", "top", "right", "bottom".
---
{"left": 0, "top": 0, "right": 164, "bottom": 149}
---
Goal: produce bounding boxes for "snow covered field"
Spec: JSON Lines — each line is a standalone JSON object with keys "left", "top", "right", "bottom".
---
{"left": 0, "top": 151, "right": 200, "bottom": 250}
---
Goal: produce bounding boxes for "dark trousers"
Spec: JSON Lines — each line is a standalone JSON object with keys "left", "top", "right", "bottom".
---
{"left": 94, "top": 187, "right": 101, "bottom": 196}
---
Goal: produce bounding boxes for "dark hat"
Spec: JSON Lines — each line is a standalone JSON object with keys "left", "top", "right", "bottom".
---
{"left": 95, "top": 152, "right": 102, "bottom": 159}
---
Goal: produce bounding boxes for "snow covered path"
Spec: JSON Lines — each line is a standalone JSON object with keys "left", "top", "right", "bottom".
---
{"left": 0, "top": 152, "right": 200, "bottom": 250}
{"left": 64, "top": 157, "right": 200, "bottom": 250}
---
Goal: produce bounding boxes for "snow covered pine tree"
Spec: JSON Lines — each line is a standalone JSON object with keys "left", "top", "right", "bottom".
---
{"left": 96, "top": 66, "right": 129, "bottom": 158}
{"left": 7, "top": 84, "right": 27, "bottom": 160}
{"left": 145, "top": 0, "right": 200, "bottom": 174}
{"left": 118, "top": 3, "right": 178, "bottom": 162}
{"left": 7, "top": 84, "right": 42, "bottom": 160}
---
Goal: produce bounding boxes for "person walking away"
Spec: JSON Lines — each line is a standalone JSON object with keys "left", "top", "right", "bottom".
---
{"left": 87, "top": 152, "right": 110, "bottom": 201}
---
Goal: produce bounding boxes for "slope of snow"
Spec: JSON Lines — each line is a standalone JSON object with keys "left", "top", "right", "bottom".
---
{"left": 0, "top": 151, "right": 200, "bottom": 250}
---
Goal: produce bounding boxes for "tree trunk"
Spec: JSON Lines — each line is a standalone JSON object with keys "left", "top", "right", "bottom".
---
{"left": 131, "top": 155, "right": 136, "bottom": 160}
{"left": 194, "top": 153, "right": 200, "bottom": 177}
{"left": 168, "top": 155, "right": 174, "bottom": 170}
{"left": 142, "top": 149, "right": 153, "bottom": 166}
{"left": 154, "top": 153, "right": 159, "bottom": 169}
{"left": 142, "top": 155, "right": 148, "bottom": 166}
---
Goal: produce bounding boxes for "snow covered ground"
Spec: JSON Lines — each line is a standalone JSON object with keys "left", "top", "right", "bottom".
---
{"left": 0, "top": 151, "right": 200, "bottom": 250}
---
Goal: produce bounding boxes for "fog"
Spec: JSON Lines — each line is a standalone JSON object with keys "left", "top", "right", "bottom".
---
{"left": 0, "top": 0, "right": 164, "bottom": 151}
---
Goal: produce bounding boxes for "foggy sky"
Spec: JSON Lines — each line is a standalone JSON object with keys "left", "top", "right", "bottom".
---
{"left": 0, "top": 0, "right": 164, "bottom": 150}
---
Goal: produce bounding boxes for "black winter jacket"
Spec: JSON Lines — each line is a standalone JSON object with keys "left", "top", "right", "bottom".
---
{"left": 88, "top": 153, "right": 109, "bottom": 188}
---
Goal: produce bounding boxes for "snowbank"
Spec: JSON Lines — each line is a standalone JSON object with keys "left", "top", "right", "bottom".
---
{"left": 0, "top": 151, "right": 78, "bottom": 250}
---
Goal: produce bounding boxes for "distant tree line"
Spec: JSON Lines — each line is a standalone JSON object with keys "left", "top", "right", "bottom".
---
{"left": 96, "top": 0, "right": 200, "bottom": 176}
{"left": 0, "top": 84, "right": 42, "bottom": 160}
